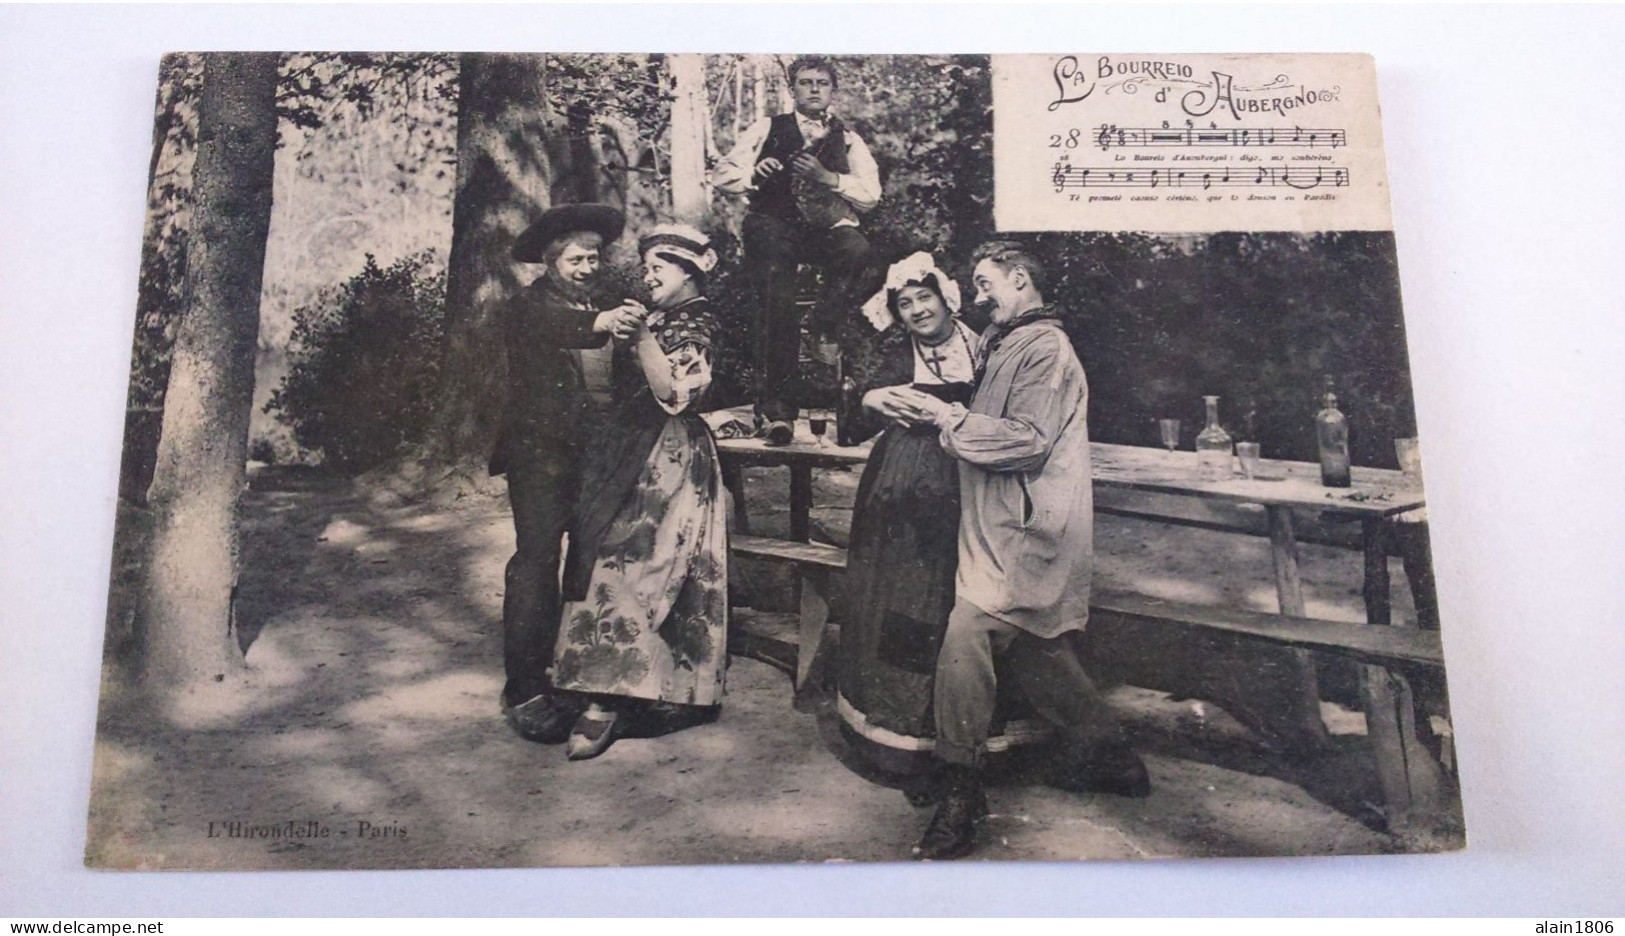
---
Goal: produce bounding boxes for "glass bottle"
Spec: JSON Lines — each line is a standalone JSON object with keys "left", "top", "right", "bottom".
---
{"left": 1195, "top": 395, "right": 1233, "bottom": 482}
{"left": 1316, "top": 378, "right": 1352, "bottom": 487}
{"left": 835, "top": 349, "right": 861, "bottom": 447}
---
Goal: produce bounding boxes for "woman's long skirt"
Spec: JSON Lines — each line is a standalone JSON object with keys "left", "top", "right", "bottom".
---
{"left": 838, "top": 423, "right": 1053, "bottom": 775}
{"left": 552, "top": 417, "right": 728, "bottom": 708}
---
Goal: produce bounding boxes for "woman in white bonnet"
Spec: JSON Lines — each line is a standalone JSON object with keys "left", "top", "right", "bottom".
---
{"left": 835, "top": 252, "right": 1048, "bottom": 800}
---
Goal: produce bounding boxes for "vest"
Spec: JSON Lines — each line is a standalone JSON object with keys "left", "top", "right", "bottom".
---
{"left": 750, "top": 112, "right": 857, "bottom": 229}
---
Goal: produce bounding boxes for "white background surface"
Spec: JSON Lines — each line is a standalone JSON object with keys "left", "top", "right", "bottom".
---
{"left": 2, "top": 3, "right": 1622, "bottom": 917}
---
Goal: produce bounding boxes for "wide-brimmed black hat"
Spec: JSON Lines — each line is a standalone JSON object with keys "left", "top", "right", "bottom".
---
{"left": 511, "top": 203, "right": 625, "bottom": 262}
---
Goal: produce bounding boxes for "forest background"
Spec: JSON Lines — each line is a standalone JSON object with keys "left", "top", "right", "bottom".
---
{"left": 123, "top": 52, "right": 1416, "bottom": 498}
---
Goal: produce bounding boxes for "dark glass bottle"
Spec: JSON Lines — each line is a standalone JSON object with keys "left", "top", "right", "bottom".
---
{"left": 835, "top": 355, "right": 862, "bottom": 447}
{"left": 1316, "top": 378, "right": 1352, "bottom": 488}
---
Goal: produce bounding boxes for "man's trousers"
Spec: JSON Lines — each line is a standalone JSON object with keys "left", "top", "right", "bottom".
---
{"left": 741, "top": 211, "right": 874, "bottom": 424}
{"left": 932, "top": 599, "right": 1122, "bottom": 768}
{"left": 501, "top": 453, "right": 578, "bottom": 707}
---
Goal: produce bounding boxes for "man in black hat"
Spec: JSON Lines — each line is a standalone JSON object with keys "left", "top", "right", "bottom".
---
{"left": 493, "top": 203, "right": 644, "bottom": 741}
{"left": 712, "top": 55, "right": 882, "bottom": 444}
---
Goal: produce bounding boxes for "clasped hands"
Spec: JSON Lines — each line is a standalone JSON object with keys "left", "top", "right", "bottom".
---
{"left": 594, "top": 300, "right": 650, "bottom": 342}
{"left": 754, "top": 154, "right": 839, "bottom": 188}
{"left": 863, "top": 386, "right": 957, "bottom": 429}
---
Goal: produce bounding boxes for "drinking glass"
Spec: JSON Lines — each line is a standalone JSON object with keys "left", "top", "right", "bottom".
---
{"left": 809, "top": 415, "right": 829, "bottom": 447}
{"left": 1158, "top": 418, "right": 1181, "bottom": 456}
{"left": 1236, "top": 442, "right": 1262, "bottom": 480}
{"left": 1394, "top": 437, "right": 1421, "bottom": 480}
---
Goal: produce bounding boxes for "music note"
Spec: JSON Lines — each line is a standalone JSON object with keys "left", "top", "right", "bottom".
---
{"left": 1043, "top": 163, "right": 1349, "bottom": 191}
{"left": 1085, "top": 124, "right": 1348, "bottom": 150}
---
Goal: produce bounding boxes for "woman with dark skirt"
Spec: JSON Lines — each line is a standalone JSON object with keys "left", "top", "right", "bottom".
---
{"left": 837, "top": 252, "right": 1049, "bottom": 798}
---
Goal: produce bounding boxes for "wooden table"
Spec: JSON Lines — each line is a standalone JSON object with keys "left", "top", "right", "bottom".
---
{"left": 1091, "top": 443, "right": 1442, "bottom": 825}
{"left": 1091, "top": 443, "right": 1426, "bottom": 628}
{"left": 710, "top": 407, "right": 871, "bottom": 543}
{"left": 711, "top": 414, "right": 1442, "bottom": 822}
{"left": 709, "top": 408, "right": 870, "bottom": 695}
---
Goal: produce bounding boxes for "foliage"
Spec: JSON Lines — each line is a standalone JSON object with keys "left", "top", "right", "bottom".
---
{"left": 686, "top": 229, "right": 757, "bottom": 409}
{"left": 1039, "top": 231, "right": 1416, "bottom": 468}
{"left": 258, "top": 53, "right": 461, "bottom": 459}
{"left": 127, "top": 53, "right": 463, "bottom": 483}
{"left": 278, "top": 53, "right": 458, "bottom": 137}
{"left": 546, "top": 53, "right": 667, "bottom": 148}
{"left": 838, "top": 55, "right": 996, "bottom": 266}
{"left": 128, "top": 54, "right": 202, "bottom": 415}
{"left": 264, "top": 252, "right": 447, "bottom": 474}
{"left": 546, "top": 53, "right": 669, "bottom": 212}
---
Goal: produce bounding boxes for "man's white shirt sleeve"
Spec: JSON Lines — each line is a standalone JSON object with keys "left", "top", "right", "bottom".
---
{"left": 834, "top": 130, "right": 881, "bottom": 213}
{"left": 710, "top": 118, "right": 772, "bottom": 196}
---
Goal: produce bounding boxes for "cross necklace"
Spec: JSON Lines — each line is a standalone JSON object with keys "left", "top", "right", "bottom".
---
{"left": 915, "top": 324, "right": 970, "bottom": 383}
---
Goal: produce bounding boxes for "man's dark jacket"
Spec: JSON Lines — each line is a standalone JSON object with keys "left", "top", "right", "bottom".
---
{"left": 488, "top": 273, "right": 607, "bottom": 476}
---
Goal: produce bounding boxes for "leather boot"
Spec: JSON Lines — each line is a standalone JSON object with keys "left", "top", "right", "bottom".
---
{"left": 911, "top": 764, "right": 987, "bottom": 861}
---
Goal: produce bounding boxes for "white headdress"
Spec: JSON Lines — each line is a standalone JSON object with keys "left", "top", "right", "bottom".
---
{"left": 638, "top": 223, "right": 718, "bottom": 274}
{"left": 860, "top": 251, "right": 962, "bottom": 332}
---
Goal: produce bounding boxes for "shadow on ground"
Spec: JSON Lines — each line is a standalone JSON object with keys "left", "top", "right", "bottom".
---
{"left": 84, "top": 463, "right": 1461, "bottom": 870}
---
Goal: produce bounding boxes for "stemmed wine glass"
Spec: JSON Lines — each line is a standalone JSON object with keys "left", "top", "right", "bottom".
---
{"left": 1158, "top": 418, "right": 1181, "bottom": 459}
{"left": 808, "top": 413, "right": 829, "bottom": 447}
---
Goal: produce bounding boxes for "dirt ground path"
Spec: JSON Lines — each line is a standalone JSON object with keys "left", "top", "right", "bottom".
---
{"left": 85, "top": 464, "right": 1460, "bottom": 870}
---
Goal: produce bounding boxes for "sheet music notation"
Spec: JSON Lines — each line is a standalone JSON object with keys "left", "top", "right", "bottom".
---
{"left": 1093, "top": 124, "right": 1347, "bottom": 151}
{"left": 1049, "top": 164, "right": 1351, "bottom": 191}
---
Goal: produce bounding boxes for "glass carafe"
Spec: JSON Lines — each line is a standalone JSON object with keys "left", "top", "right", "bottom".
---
{"left": 1195, "top": 395, "right": 1234, "bottom": 483}
{"left": 1316, "top": 379, "right": 1352, "bottom": 488}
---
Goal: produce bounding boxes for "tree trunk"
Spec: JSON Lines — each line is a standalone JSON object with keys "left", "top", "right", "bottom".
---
{"left": 668, "top": 54, "right": 710, "bottom": 225}
{"left": 139, "top": 52, "right": 279, "bottom": 690}
{"left": 426, "top": 53, "right": 556, "bottom": 473}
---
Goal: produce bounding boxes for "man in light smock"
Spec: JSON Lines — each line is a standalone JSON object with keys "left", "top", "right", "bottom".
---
{"left": 897, "top": 240, "right": 1151, "bottom": 861}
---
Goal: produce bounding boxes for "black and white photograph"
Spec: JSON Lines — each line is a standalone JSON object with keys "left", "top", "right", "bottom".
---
{"left": 77, "top": 49, "right": 1470, "bottom": 870}
{"left": 5, "top": 2, "right": 1625, "bottom": 920}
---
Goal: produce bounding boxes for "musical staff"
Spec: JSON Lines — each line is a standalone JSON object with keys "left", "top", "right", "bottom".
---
{"left": 1049, "top": 164, "right": 1350, "bottom": 191}
{"left": 1093, "top": 124, "right": 1347, "bottom": 151}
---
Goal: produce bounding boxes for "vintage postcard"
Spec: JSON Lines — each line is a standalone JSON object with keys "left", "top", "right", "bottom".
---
{"left": 88, "top": 52, "right": 1462, "bottom": 870}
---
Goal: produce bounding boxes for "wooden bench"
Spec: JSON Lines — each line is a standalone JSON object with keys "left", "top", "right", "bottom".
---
{"left": 727, "top": 533, "right": 1448, "bottom": 831}
{"left": 1084, "top": 588, "right": 1447, "bottom": 831}
{"left": 1089, "top": 589, "right": 1443, "bottom": 669}
{"left": 728, "top": 534, "right": 846, "bottom": 692}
